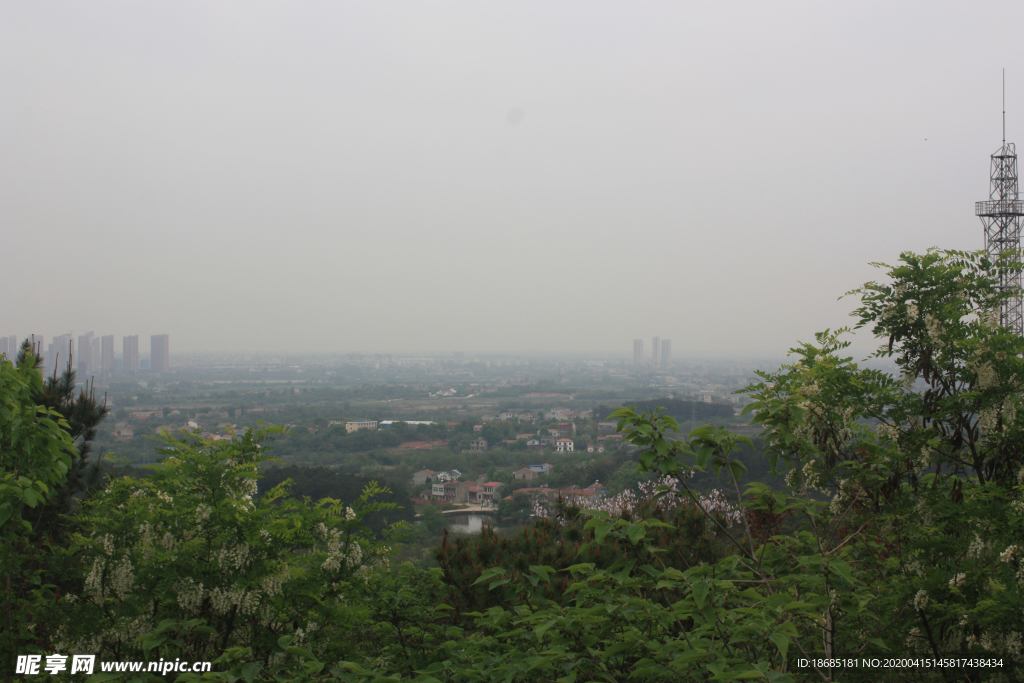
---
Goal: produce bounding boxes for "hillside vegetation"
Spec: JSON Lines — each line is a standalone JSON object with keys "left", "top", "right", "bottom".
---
{"left": 3, "top": 249, "right": 1023, "bottom": 682}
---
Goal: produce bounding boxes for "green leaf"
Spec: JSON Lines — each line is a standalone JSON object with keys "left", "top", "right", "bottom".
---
{"left": 691, "top": 580, "right": 709, "bottom": 610}
{"left": 830, "top": 559, "right": 856, "bottom": 586}
{"left": 769, "top": 633, "right": 789, "bottom": 660}
{"left": 241, "top": 662, "right": 261, "bottom": 683}
{"left": 284, "top": 646, "right": 319, "bottom": 662}
{"left": 627, "top": 524, "right": 646, "bottom": 545}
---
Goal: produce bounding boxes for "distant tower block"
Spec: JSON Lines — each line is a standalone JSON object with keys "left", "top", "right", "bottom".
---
{"left": 661, "top": 339, "right": 672, "bottom": 367}
{"left": 976, "top": 142, "right": 1024, "bottom": 336}
{"left": 633, "top": 339, "right": 644, "bottom": 365}
{"left": 651, "top": 336, "right": 660, "bottom": 367}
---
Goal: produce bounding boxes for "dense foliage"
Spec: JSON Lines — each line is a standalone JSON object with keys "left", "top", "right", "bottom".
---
{"left": 3, "top": 248, "right": 1023, "bottom": 682}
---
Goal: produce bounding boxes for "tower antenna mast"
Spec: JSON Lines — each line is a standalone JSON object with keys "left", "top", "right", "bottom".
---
{"left": 976, "top": 70, "right": 1024, "bottom": 336}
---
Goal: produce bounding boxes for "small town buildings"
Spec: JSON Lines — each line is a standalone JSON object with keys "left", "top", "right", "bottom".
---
{"left": 556, "top": 438, "right": 574, "bottom": 453}
{"left": 555, "top": 422, "right": 576, "bottom": 437}
{"left": 597, "top": 421, "right": 619, "bottom": 435}
{"left": 513, "top": 467, "right": 537, "bottom": 481}
{"left": 346, "top": 419, "right": 378, "bottom": 433}
{"left": 111, "top": 423, "right": 133, "bottom": 440}
{"left": 527, "top": 439, "right": 543, "bottom": 452}
{"left": 478, "top": 481, "right": 503, "bottom": 502}
{"left": 528, "top": 463, "right": 553, "bottom": 475}
{"left": 412, "top": 469, "right": 438, "bottom": 487}
{"left": 586, "top": 443, "right": 605, "bottom": 453}
{"left": 473, "top": 424, "right": 484, "bottom": 434}
{"left": 470, "top": 437, "right": 488, "bottom": 452}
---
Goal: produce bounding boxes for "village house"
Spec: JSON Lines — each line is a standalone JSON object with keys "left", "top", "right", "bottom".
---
{"left": 556, "top": 438, "right": 574, "bottom": 453}
{"left": 111, "top": 422, "right": 133, "bottom": 440}
{"left": 345, "top": 419, "right": 378, "bottom": 433}
{"left": 470, "top": 437, "right": 488, "bottom": 452}
{"left": 513, "top": 467, "right": 537, "bottom": 481}
{"left": 586, "top": 443, "right": 605, "bottom": 453}
{"left": 412, "top": 469, "right": 438, "bottom": 487}
{"left": 528, "top": 463, "right": 553, "bottom": 475}
{"left": 558, "top": 482, "right": 605, "bottom": 506}
{"left": 597, "top": 421, "right": 619, "bottom": 435}
{"left": 477, "top": 481, "right": 504, "bottom": 503}
{"left": 473, "top": 424, "right": 484, "bottom": 434}
{"left": 527, "top": 439, "right": 543, "bottom": 452}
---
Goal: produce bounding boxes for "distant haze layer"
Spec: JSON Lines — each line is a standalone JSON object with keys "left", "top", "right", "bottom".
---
{"left": 1, "top": 1, "right": 1021, "bottom": 357}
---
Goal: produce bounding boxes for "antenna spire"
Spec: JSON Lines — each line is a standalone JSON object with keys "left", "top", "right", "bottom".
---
{"left": 1003, "top": 68, "right": 1006, "bottom": 145}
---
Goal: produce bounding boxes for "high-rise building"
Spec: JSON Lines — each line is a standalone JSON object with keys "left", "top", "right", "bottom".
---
{"left": 0, "top": 336, "right": 9, "bottom": 360}
{"left": 6, "top": 336, "right": 16, "bottom": 359}
{"left": 123, "top": 336, "right": 139, "bottom": 373}
{"left": 151, "top": 334, "right": 170, "bottom": 373}
{"left": 101, "top": 335, "right": 115, "bottom": 374}
{"left": 652, "top": 336, "right": 661, "bottom": 368}
{"left": 633, "top": 339, "right": 644, "bottom": 365}
{"left": 661, "top": 339, "right": 672, "bottom": 367}
{"left": 91, "top": 337, "right": 101, "bottom": 374}
{"left": 48, "top": 334, "right": 73, "bottom": 377}
{"left": 77, "top": 332, "right": 94, "bottom": 375}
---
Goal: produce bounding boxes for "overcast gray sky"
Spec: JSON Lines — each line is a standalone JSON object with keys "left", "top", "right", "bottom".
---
{"left": 2, "top": 2, "right": 1022, "bottom": 358}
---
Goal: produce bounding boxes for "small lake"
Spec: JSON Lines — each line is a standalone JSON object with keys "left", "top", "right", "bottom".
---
{"left": 446, "top": 513, "right": 505, "bottom": 535}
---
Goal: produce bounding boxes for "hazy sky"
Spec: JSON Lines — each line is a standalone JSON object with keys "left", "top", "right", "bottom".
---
{"left": 2, "top": 2, "right": 1022, "bottom": 358}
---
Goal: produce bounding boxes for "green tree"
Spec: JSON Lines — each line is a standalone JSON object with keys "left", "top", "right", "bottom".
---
{"left": 419, "top": 503, "right": 447, "bottom": 535}
{"left": 0, "top": 351, "right": 76, "bottom": 680}
{"left": 53, "top": 427, "right": 407, "bottom": 667}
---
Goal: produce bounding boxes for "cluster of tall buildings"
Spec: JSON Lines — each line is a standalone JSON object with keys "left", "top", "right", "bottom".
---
{"left": 0, "top": 332, "right": 170, "bottom": 377}
{"left": 633, "top": 337, "right": 672, "bottom": 368}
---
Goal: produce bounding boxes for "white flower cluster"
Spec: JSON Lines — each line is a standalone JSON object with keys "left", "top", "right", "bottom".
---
{"left": 924, "top": 315, "right": 944, "bottom": 344}
{"left": 906, "top": 627, "right": 924, "bottom": 651}
{"left": 175, "top": 578, "right": 205, "bottom": 614}
{"left": 83, "top": 554, "right": 135, "bottom": 602}
{"left": 906, "top": 302, "right": 919, "bottom": 320}
{"left": 217, "top": 543, "right": 249, "bottom": 571}
{"left": 876, "top": 423, "right": 900, "bottom": 443}
{"left": 195, "top": 504, "right": 213, "bottom": 522}
{"left": 208, "top": 586, "right": 260, "bottom": 616}
{"left": 262, "top": 573, "right": 285, "bottom": 597}
{"left": 108, "top": 557, "right": 135, "bottom": 600}
{"left": 239, "top": 477, "right": 259, "bottom": 498}
{"left": 159, "top": 531, "right": 176, "bottom": 552}
{"left": 104, "top": 613, "right": 152, "bottom": 645}
{"left": 828, "top": 479, "right": 868, "bottom": 515}
{"left": 155, "top": 490, "right": 174, "bottom": 505}
{"left": 585, "top": 476, "right": 745, "bottom": 528}
{"left": 979, "top": 406, "right": 1000, "bottom": 435}
{"left": 949, "top": 573, "right": 966, "bottom": 589}
{"left": 968, "top": 533, "right": 989, "bottom": 560}
{"left": 345, "top": 507, "right": 356, "bottom": 521}
{"left": 976, "top": 363, "right": 1000, "bottom": 390}
{"left": 84, "top": 558, "right": 105, "bottom": 601}
{"left": 1000, "top": 545, "right": 1019, "bottom": 564}
{"left": 799, "top": 382, "right": 821, "bottom": 397}
{"left": 913, "top": 589, "right": 929, "bottom": 610}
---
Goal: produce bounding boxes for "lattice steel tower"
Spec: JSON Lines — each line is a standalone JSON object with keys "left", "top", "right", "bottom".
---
{"left": 975, "top": 77, "right": 1024, "bottom": 336}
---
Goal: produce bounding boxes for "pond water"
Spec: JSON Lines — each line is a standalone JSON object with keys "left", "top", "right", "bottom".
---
{"left": 446, "top": 513, "right": 503, "bottom": 535}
